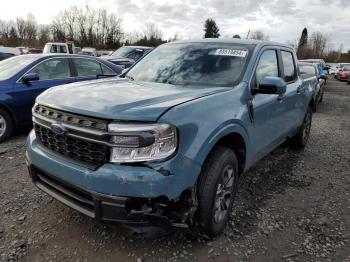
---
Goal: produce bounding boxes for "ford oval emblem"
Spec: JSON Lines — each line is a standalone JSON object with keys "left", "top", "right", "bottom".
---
{"left": 50, "top": 123, "right": 66, "bottom": 135}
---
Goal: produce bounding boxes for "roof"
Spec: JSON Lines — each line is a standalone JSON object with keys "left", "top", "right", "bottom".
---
{"left": 122, "top": 46, "right": 154, "bottom": 49}
{"left": 15, "top": 54, "right": 106, "bottom": 60}
{"left": 167, "top": 38, "right": 293, "bottom": 49}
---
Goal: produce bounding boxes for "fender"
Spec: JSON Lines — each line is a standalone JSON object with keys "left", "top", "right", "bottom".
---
{"left": 0, "top": 88, "right": 18, "bottom": 126}
{"left": 195, "top": 119, "right": 251, "bottom": 170}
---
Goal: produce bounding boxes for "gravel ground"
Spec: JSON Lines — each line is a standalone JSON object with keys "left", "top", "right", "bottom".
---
{"left": 0, "top": 79, "right": 349, "bottom": 262}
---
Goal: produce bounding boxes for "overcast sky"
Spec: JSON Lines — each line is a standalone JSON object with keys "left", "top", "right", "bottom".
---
{"left": 2, "top": 0, "right": 350, "bottom": 51}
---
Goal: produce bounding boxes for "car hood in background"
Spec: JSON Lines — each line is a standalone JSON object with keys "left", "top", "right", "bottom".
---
{"left": 36, "top": 78, "right": 230, "bottom": 121}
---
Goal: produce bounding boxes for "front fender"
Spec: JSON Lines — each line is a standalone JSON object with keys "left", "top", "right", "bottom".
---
{"left": 196, "top": 120, "right": 251, "bottom": 167}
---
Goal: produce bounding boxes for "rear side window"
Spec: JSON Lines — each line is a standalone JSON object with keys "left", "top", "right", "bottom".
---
{"left": 101, "top": 64, "right": 116, "bottom": 75}
{"left": 73, "top": 59, "right": 103, "bottom": 76}
{"left": 281, "top": 51, "right": 297, "bottom": 82}
{"left": 51, "top": 45, "right": 67, "bottom": 54}
{"left": 256, "top": 50, "right": 279, "bottom": 83}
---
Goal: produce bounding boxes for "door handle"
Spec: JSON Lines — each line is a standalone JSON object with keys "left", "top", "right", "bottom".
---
{"left": 297, "top": 85, "right": 303, "bottom": 94}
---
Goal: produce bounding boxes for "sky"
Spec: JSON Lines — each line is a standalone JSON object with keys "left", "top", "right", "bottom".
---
{"left": 1, "top": 0, "right": 350, "bottom": 51}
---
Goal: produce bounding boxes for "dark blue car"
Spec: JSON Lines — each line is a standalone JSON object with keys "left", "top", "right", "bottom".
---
{"left": 0, "top": 54, "right": 122, "bottom": 142}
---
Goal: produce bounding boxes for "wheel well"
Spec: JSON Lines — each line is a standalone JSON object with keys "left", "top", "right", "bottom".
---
{"left": 215, "top": 133, "right": 246, "bottom": 175}
{"left": 0, "top": 105, "right": 15, "bottom": 126}
{"left": 309, "top": 98, "right": 315, "bottom": 109}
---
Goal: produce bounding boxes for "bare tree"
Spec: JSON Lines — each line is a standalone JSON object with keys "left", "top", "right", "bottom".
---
{"left": 249, "top": 30, "right": 270, "bottom": 41}
{"left": 310, "top": 32, "right": 328, "bottom": 58}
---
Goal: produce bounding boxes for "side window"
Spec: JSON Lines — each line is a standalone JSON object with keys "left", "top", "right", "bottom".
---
{"left": 256, "top": 50, "right": 279, "bottom": 83}
{"left": 73, "top": 59, "right": 103, "bottom": 77}
{"left": 29, "top": 58, "right": 70, "bottom": 80}
{"left": 100, "top": 63, "right": 116, "bottom": 75}
{"left": 281, "top": 51, "right": 297, "bottom": 82}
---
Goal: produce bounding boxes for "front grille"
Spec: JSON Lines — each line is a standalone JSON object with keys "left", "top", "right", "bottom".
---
{"left": 34, "top": 124, "right": 108, "bottom": 167}
{"left": 34, "top": 104, "right": 108, "bottom": 131}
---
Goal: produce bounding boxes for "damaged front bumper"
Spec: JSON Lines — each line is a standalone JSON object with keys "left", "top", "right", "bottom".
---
{"left": 25, "top": 130, "right": 201, "bottom": 228}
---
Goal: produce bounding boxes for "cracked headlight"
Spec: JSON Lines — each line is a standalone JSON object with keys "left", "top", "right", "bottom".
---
{"left": 108, "top": 123, "right": 177, "bottom": 163}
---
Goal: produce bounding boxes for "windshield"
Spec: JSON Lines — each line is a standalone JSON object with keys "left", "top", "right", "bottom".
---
{"left": 343, "top": 66, "right": 350, "bottom": 71}
{"left": 111, "top": 47, "right": 136, "bottom": 58}
{"left": 0, "top": 55, "right": 38, "bottom": 81}
{"left": 125, "top": 43, "right": 252, "bottom": 87}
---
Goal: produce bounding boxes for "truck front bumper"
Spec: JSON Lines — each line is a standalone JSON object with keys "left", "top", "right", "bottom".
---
{"left": 26, "top": 130, "right": 201, "bottom": 227}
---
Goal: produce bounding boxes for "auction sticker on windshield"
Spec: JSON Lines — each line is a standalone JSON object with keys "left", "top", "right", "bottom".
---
{"left": 210, "top": 49, "right": 248, "bottom": 57}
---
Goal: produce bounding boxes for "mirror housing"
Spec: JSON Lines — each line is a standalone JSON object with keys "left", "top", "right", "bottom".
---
{"left": 22, "top": 73, "right": 39, "bottom": 83}
{"left": 252, "top": 76, "right": 287, "bottom": 95}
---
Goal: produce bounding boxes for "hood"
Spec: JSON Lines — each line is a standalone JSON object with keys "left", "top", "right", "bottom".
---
{"left": 36, "top": 78, "right": 230, "bottom": 121}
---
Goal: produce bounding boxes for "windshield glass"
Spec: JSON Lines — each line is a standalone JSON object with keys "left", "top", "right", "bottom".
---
{"left": 111, "top": 47, "right": 135, "bottom": 58}
{"left": 126, "top": 43, "right": 252, "bottom": 87}
{"left": 0, "top": 55, "right": 38, "bottom": 81}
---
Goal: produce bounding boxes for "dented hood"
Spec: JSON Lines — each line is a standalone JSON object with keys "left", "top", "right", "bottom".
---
{"left": 37, "top": 78, "right": 230, "bottom": 121}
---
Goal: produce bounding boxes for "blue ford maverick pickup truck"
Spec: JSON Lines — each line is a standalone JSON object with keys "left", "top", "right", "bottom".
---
{"left": 26, "top": 39, "right": 315, "bottom": 237}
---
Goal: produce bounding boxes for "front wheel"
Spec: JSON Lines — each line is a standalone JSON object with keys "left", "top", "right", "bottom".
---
{"left": 0, "top": 108, "right": 13, "bottom": 143}
{"left": 290, "top": 106, "right": 312, "bottom": 149}
{"left": 196, "top": 146, "right": 239, "bottom": 237}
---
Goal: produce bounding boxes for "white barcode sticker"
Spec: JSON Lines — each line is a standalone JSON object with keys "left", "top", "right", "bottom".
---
{"left": 210, "top": 49, "right": 248, "bottom": 57}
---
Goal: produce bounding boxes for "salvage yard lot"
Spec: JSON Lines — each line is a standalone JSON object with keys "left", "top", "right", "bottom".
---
{"left": 0, "top": 79, "right": 349, "bottom": 262}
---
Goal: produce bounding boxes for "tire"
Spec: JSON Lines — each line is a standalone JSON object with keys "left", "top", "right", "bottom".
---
{"left": 319, "top": 90, "right": 324, "bottom": 103}
{"left": 290, "top": 106, "right": 312, "bottom": 149}
{"left": 0, "top": 108, "right": 13, "bottom": 143}
{"left": 196, "top": 146, "right": 239, "bottom": 237}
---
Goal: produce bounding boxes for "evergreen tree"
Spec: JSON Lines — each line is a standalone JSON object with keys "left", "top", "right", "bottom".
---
{"left": 203, "top": 18, "right": 220, "bottom": 38}
{"left": 232, "top": 34, "right": 241, "bottom": 39}
{"left": 297, "top": 28, "right": 308, "bottom": 58}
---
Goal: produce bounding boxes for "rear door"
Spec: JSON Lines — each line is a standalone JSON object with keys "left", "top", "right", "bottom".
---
{"left": 279, "top": 50, "right": 304, "bottom": 134}
{"left": 12, "top": 57, "right": 73, "bottom": 125}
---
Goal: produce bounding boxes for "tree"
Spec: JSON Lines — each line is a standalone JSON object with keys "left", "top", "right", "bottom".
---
{"left": 249, "top": 30, "right": 269, "bottom": 41}
{"left": 8, "top": 26, "right": 19, "bottom": 46}
{"left": 203, "top": 18, "right": 220, "bottom": 38}
{"left": 310, "top": 32, "right": 328, "bottom": 58}
{"left": 232, "top": 34, "right": 241, "bottom": 39}
{"left": 297, "top": 28, "right": 308, "bottom": 58}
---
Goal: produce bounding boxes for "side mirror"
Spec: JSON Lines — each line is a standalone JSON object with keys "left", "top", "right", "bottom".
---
{"left": 252, "top": 76, "right": 287, "bottom": 95}
{"left": 22, "top": 73, "right": 39, "bottom": 83}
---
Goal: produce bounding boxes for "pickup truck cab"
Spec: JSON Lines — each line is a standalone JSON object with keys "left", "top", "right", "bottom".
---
{"left": 43, "top": 42, "right": 75, "bottom": 55}
{"left": 26, "top": 39, "right": 314, "bottom": 237}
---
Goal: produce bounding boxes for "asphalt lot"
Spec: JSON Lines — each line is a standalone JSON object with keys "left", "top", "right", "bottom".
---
{"left": 0, "top": 79, "right": 349, "bottom": 262}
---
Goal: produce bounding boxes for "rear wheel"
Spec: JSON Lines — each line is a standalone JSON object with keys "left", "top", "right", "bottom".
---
{"left": 196, "top": 146, "right": 239, "bottom": 237}
{"left": 290, "top": 106, "right": 312, "bottom": 149}
{"left": 0, "top": 108, "right": 13, "bottom": 143}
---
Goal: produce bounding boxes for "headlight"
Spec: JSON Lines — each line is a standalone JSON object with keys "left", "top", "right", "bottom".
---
{"left": 108, "top": 123, "right": 177, "bottom": 163}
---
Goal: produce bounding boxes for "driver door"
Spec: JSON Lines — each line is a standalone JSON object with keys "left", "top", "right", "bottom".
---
{"left": 250, "top": 49, "right": 286, "bottom": 161}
